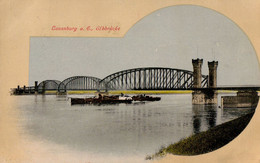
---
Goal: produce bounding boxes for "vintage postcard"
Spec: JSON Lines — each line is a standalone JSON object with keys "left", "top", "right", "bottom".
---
{"left": 0, "top": 0, "right": 259, "bottom": 163}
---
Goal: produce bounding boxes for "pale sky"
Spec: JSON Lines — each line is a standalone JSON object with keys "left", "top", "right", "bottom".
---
{"left": 29, "top": 5, "right": 260, "bottom": 86}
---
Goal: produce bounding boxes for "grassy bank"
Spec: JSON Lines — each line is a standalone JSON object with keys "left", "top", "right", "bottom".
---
{"left": 147, "top": 111, "right": 255, "bottom": 159}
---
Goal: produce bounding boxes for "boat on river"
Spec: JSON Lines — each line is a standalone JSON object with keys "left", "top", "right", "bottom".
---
{"left": 71, "top": 93, "right": 161, "bottom": 105}
{"left": 71, "top": 94, "right": 133, "bottom": 105}
{"left": 132, "top": 94, "right": 161, "bottom": 101}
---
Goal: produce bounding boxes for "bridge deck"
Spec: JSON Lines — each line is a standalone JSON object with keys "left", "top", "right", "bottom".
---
{"left": 191, "top": 87, "right": 260, "bottom": 91}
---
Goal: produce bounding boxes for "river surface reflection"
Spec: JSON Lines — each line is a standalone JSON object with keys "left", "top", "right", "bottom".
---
{"left": 15, "top": 94, "right": 255, "bottom": 160}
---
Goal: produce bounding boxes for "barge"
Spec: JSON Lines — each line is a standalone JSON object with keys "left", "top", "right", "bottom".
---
{"left": 70, "top": 94, "right": 161, "bottom": 105}
{"left": 132, "top": 94, "right": 161, "bottom": 101}
{"left": 71, "top": 94, "right": 133, "bottom": 105}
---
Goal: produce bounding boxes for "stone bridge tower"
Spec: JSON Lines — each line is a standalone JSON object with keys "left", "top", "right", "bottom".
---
{"left": 192, "top": 59, "right": 218, "bottom": 105}
{"left": 205, "top": 61, "right": 218, "bottom": 104}
{"left": 208, "top": 61, "right": 218, "bottom": 88}
{"left": 192, "top": 58, "right": 203, "bottom": 88}
{"left": 192, "top": 58, "right": 204, "bottom": 104}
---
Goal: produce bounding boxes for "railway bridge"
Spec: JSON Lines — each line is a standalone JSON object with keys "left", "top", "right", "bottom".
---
{"left": 12, "top": 59, "right": 259, "bottom": 105}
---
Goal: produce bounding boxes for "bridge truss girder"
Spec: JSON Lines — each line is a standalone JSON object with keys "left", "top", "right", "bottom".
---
{"left": 37, "top": 68, "right": 208, "bottom": 92}
{"left": 37, "top": 80, "right": 61, "bottom": 93}
{"left": 99, "top": 67, "right": 208, "bottom": 90}
{"left": 58, "top": 76, "right": 101, "bottom": 92}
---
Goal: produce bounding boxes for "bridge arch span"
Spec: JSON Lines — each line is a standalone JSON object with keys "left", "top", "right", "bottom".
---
{"left": 100, "top": 67, "right": 208, "bottom": 90}
{"left": 58, "top": 76, "right": 101, "bottom": 92}
{"left": 37, "top": 80, "right": 61, "bottom": 93}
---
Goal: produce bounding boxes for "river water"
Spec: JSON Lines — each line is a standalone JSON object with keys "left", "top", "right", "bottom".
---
{"left": 14, "top": 93, "right": 255, "bottom": 161}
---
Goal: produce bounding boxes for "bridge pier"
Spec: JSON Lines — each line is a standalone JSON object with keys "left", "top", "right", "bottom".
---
{"left": 192, "top": 90, "right": 205, "bottom": 104}
{"left": 192, "top": 89, "right": 218, "bottom": 105}
{"left": 192, "top": 59, "right": 218, "bottom": 105}
{"left": 222, "top": 90, "right": 259, "bottom": 108}
{"left": 42, "top": 82, "right": 46, "bottom": 95}
{"left": 35, "top": 81, "right": 38, "bottom": 94}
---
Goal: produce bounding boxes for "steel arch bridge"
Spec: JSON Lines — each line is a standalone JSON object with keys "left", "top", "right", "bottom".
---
{"left": 99, "top": 67, "right": 208, "bottom": 90}
{"left": 57, "top": 76, "right": 101, "bottom": 92}
{"left": 37, "top": 68, "right": 209, "bottom": 93}
{"left": 37, "top": 80, "right": 61, "bottom": 93}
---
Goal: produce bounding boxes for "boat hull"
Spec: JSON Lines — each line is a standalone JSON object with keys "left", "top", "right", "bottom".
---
{"left": 71, "top": 97, "right": 132, "bottom": 105}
